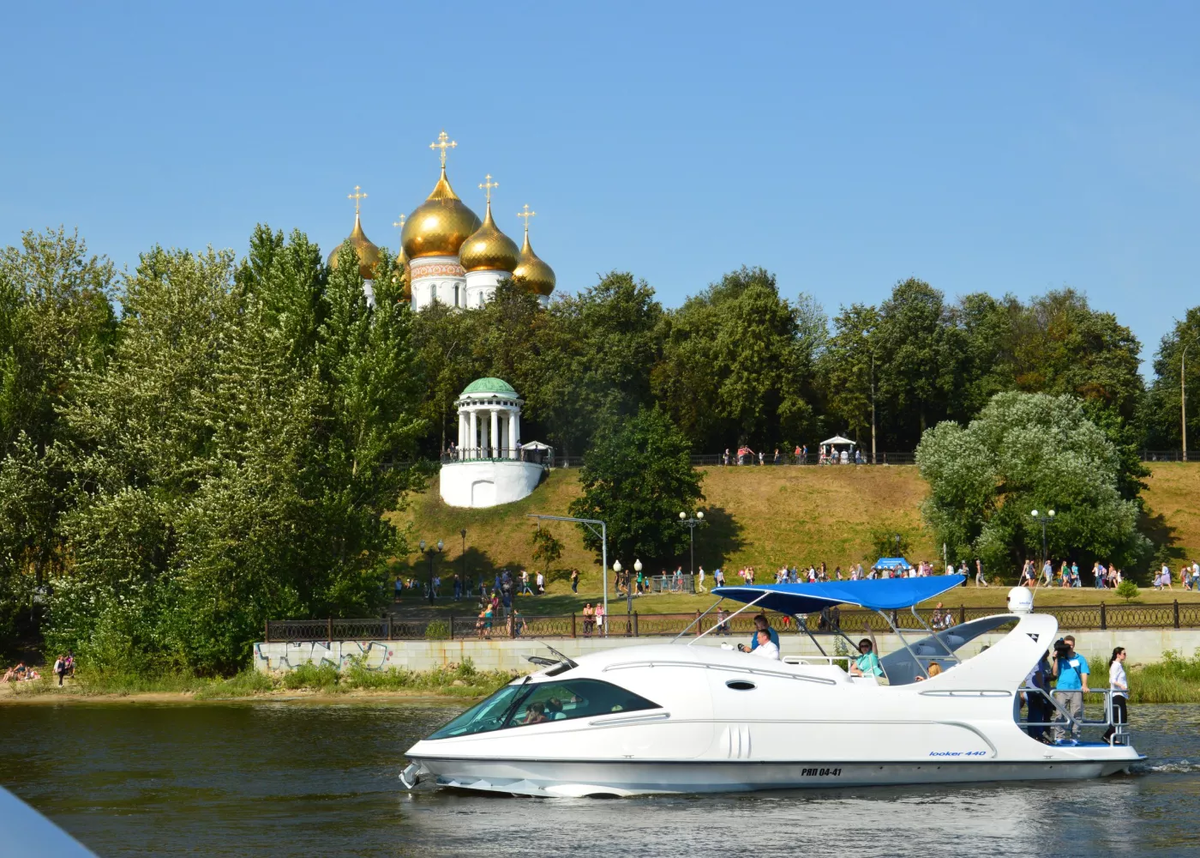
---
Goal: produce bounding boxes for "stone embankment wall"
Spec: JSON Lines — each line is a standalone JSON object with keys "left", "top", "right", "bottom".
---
{"left": 253, "top": 628, "right": 1200, "bottom": 674}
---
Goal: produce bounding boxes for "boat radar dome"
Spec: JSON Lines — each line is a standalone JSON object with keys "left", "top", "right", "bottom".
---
{"left": 1007, "top": 587, "right": 1034, "bottom": 614}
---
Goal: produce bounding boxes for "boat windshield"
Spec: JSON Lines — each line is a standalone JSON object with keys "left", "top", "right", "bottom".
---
{"left": 428, "top": 678, "right": 660, "bottom": 740}
{"left": 881, "top": 615, "right": 1019, "bottom": 685}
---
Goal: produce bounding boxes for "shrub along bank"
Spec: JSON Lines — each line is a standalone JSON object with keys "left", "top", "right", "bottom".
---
{"left": 1, "top": 659, "right": 514, "bottom": 702}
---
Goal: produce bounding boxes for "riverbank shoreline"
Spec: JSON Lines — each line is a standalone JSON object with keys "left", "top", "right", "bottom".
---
{"left": 0, "top": 684, "right": 485, "bottom": 706}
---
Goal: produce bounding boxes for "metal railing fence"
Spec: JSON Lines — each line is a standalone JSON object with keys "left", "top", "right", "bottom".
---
{"left": 264, "top": 600, "right": 1200, "bottom": 642}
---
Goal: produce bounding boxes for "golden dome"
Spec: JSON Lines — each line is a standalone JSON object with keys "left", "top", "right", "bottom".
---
{"left": 394, "top": 247, "right": 411, "bottom": 301}
{"left": 401, "top": 168, "right": 482, "bottom": 259}
{"left": 327, "top": 213, "right": 382, "bottom": 279}
{"left": 460, "top": 201, "right": 520, "bottom": 273}
{"left": 513, "top": 226, "right": 556, "bottom": 297}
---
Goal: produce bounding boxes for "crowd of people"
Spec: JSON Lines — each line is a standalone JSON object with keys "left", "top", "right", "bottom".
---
{"left": 2, "top": 653, "right": 73, "bottom": 686}
{"left": 719, "top": 445, "right": 867, "bottom": 466}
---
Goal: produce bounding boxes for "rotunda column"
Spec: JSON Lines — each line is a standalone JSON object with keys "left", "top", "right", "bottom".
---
{"left": 458, "top": 410, "right": 466, "bottom": 457}
{"left": 469, "top": 409, "right": 478, "bottom": 460}
{"left": 508, "top": 411, "right": 517, "bottom": 457}
{"left": 490, "top": 408, "right": 500, "bottom": 459}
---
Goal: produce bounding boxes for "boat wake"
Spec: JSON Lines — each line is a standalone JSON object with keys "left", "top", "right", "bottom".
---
{"left": 1134, "top": 759, "right": 1200, "bottom": 774}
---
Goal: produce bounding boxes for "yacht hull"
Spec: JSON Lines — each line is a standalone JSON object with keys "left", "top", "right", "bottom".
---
{"left": 409, "top": 755, "right": 1140, "bottom": 797}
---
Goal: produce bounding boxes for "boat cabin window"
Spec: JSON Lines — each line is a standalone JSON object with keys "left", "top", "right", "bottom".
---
{"left": 428, "top": 679, "right": 660, "bottom": 739}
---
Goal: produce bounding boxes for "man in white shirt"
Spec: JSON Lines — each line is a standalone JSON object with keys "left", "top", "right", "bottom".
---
{"left": 749, "top": 629, "right": 780, "bottom": 660}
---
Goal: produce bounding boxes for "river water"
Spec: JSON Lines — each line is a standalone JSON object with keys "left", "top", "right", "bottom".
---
{"left": 2, "top": 701, "right": 1199, "bottom": 858}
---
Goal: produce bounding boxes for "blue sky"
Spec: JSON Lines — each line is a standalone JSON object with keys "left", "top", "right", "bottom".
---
{"left": 3, "top": 2, "right": 1197, "bottom": 373}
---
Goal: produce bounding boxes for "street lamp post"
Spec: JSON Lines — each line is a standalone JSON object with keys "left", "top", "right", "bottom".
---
{"left": 1030, "top": 509, "right": 1055, "bottom": 574}
{"left": 1183, "top": 336, "right": 1200, "bottom": 462}
{"left": 459, "top": 529, "right": 467, "bottom": 595}
{"left": 629, "top": 558, "right": 642, "bottom": 621}
{"left": 863, "top": 329, "right": 877, "bottom": 464}
{"left": 419, "top": 539, "right": 444, "bottom": 604}
{"left": 679, "top": 511, "right": 705, "bottom": 585}
{"left": 526, "top": 513, "right": 608, "bottom": 623}
{"left": 612, "top": 559, "right": 621, "bottom": 638}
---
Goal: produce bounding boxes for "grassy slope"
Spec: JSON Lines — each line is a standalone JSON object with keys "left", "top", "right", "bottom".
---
{"left": 389, "top": 462, "right": 1200, "bottom": 614}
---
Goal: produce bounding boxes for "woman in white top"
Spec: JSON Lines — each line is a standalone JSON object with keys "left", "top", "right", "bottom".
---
{"left": 1103, "top": 647, "right": 1128, "bottom": 744}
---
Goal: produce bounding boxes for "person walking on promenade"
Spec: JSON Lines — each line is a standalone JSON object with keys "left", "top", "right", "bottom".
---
{"left": 975, "top": 558, "right": 988, "bottom": 587}
{"left": 1103, "top": 647, "right": 1129, "bottom": 744}
{"left": 570, "top": 568, "right": 579, "bottom": 593}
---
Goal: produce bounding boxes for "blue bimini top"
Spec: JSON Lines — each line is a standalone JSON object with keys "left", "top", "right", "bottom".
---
{"left": 711, "top": 576, "right": 966, "bottom": 615}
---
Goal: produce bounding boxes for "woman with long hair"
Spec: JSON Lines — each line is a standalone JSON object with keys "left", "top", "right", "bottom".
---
{"left": 1103, "top": 647, "right": 1129, "bottom": 743}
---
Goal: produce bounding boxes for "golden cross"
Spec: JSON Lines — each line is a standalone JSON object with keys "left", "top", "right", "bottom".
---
{"left": 479, "top": 174, "right": 498, "bottom": 205}
{"left": 517, "top": 204, "right": 536, "bottom": 233}
{"left": 392, "top": 213, "right": 406, "bottom": 234}
{"left": 347, "top": 185, "right": 367, "bottom": 216}
{"left": 429, "top": 129, "right": 457, "bottom": 169}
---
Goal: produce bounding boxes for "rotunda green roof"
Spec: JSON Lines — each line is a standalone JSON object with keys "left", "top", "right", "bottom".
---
{"left": 461, "top": 377, "right": 517, "bottom": 396}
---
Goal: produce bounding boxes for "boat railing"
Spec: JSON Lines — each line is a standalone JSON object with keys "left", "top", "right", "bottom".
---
{"left": 782, "top": 654, "right": 853, "bottom": 671}
{"left": 1018, "top": 687, "right": 1130, "bottom": 745}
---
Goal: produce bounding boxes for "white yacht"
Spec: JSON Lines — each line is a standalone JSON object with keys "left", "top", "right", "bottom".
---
{"left": 400, "top": 577, "right": 1142, "bottom": 796}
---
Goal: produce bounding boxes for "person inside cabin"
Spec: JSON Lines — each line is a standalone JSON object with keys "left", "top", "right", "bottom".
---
{"left": 850, "top": 638, "right": 884, "bottom": 677}
{"left": 738, "top": 614, "right": 780, "bottom": 653}
{"left": 748, "top": 629, "right": 780, "bottom": 660}
{"left": 522, "top": 702, "right": 548, "bottom": 725}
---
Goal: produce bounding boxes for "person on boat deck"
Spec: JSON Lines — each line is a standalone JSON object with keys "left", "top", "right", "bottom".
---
{"left": 738, "top": 615, "right": 780, "bottom": 654}
{"left": 1051, "top": 635, "right": 1089, "bottom": 745}
{"left": 850, "top": 638, "right": 884, "bottom": 677}
{"left": 748, "top": 629, "right": 780, "bottom": 660}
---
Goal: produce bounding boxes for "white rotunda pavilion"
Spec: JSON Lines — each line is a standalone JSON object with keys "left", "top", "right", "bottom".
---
{"left": 440, "top": 377, "right": 549, "bottom": 508}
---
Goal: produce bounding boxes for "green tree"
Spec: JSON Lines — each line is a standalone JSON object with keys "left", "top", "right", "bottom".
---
{"left": 873, "top": 278, "right": 963, "bottom": 449}
{"left": 541, "top": 272, "right": 663, "bottom": 460}
{"left": 530, "top": 526, "right": 563, "bottom": 577}
{"left": 654, "top": 267, "right": 822, "bottom": 452}
{"left": 569, "top": 408, "right": 704, "bottom": 566}
{"left": 1143, "top": 306, "right": 1200, "bottom": 452}
{"left": 818, "top": 303, "right": 880, "bottom": 445}
{"left": 40, "top": 234, "right": 427, "bottom": 674}
{"left": 916, "top": 391, "right": 1150, "bottom": 580}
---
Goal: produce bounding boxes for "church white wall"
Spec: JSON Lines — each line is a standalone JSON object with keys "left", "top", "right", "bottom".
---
{"left": 410, "top": 256, "right": 467, "bottom": 311}
{"left": 439, "top": 461, "right": 544, "bottom": 508}
{"left": 464, "top": 270, "right": 503, "bottom": 309}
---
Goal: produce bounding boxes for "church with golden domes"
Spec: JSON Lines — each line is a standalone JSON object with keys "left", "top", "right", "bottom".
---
{"left": 326, "top": 130, "right": 555, "bottom": 311}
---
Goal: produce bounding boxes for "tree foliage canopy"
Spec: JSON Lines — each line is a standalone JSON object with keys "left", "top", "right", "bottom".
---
{"left": 917, "top": 391, "right": 1150, "bottom": 578}
{"left": 569, "top": 408, "right": 704, "bottom": 567}
{"left": 1, "top": 227, "right": 425, "bottom": 672}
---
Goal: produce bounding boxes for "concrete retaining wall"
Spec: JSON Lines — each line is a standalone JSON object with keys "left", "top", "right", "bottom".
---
{"left": 253, "top": 628, "right": 1200, "bottom": 674}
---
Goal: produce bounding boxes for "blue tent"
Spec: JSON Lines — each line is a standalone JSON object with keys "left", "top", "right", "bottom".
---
{"left": 711, "top": 576, "right": 966, "bottom": 615}
{"left": 873, "top": 557, "right": 912, "bottom": 571}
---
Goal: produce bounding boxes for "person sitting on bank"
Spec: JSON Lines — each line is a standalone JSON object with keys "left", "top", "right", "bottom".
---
{"left": 738, "top": 614, "right": 780, "bottom": 654}
{"left": 849, "top": 638, "right": 884, "bottom": 677}
{"left": 748, "top": 628, "right": 780, "bottom": 660}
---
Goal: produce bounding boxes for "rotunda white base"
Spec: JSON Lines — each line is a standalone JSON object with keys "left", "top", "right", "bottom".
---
{"left": 439, "top": 460, "right": 544, "bottom": 508}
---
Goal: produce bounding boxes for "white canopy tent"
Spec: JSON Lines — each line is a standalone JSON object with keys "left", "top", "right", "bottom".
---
{"left": 518, "top": 440, "right": 554, "bottom": 466}
{"left": 819, "top": 435, "right": 858, "bottom": 464}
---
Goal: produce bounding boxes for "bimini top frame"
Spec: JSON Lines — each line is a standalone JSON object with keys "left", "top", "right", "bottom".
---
{"left": 709, "top": 576, "right": 967, "bottom": 614}
{"left": 681, "top": 577, "right": 969, "bottom": 675}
